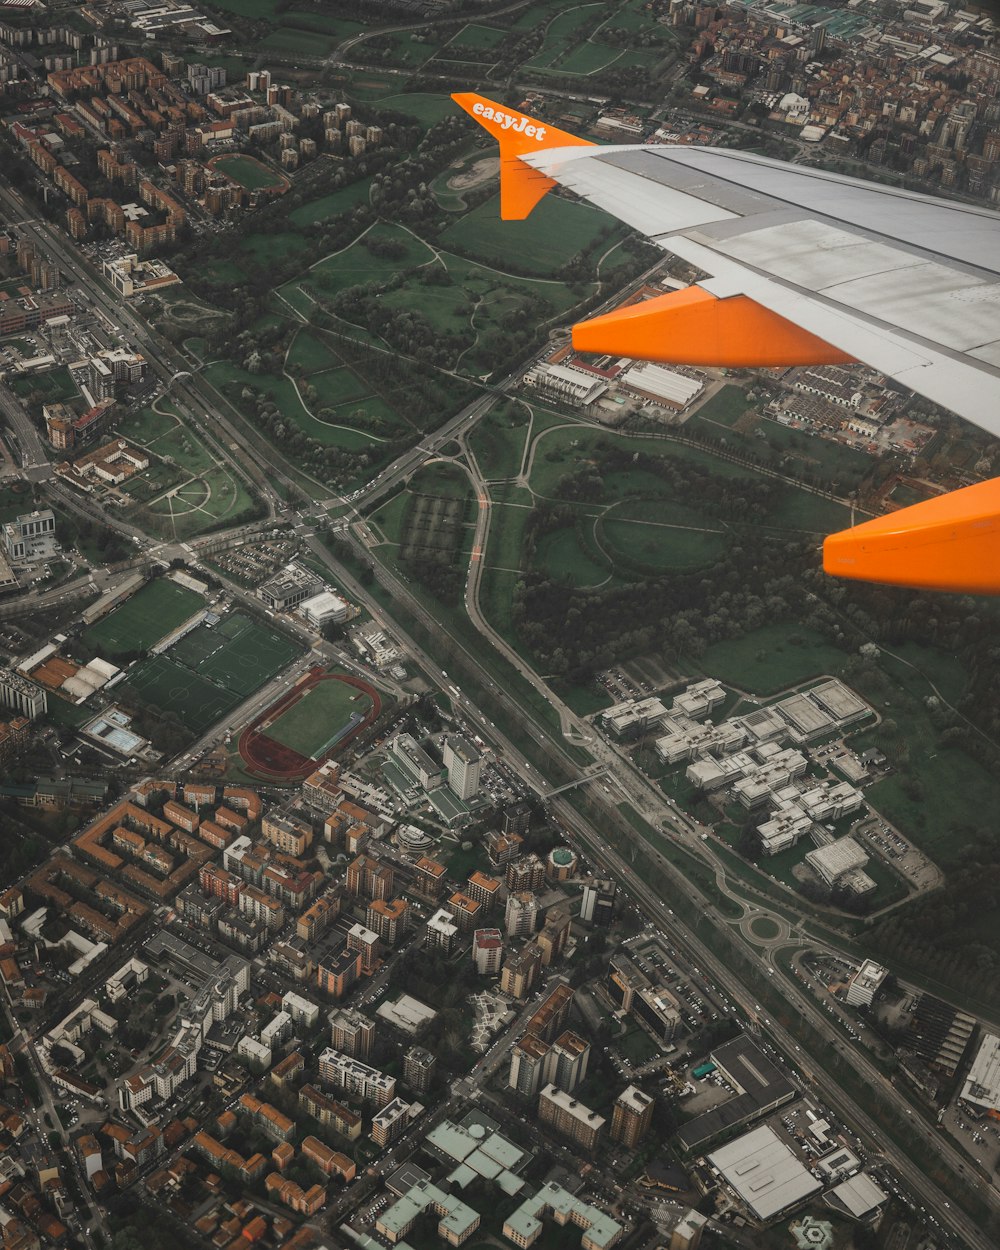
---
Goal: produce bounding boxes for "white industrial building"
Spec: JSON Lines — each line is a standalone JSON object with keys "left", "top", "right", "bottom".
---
{"left": 525, "top": 363, "right": 608, "bottom": 406}
{"left": 825, "top": 1172, "right": 889, "bottom": 1221}
{"left": 845, "top": 960, "right": 888, "bottom": 1007}
{"left": 707, "top": 1125, "right": 821, "bottom": 1222}
{"left": 300, "top": 589, "right": 350, "bottom": 628}
{"left": 622, "top": 362, "right": 705, "bottom": 410}
{"left": 805, "top": 837, "right": 875, "bottom": 894}
{"left": 959, "top": 1031, "right": 1000, "bottom": 1118}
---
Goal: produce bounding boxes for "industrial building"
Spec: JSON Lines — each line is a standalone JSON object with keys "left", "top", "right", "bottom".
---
{"left": 707, "top": 1125, "right": 821, "bottom": 1222}
{"left": 675, "top": 1035, "right": 796, "bottom": 1154}
{"left": 959, "top": 1031, "right": 1000, "bottom": 1119}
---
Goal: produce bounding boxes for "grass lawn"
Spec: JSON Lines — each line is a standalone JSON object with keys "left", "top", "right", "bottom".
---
{"left": 469, "top": 404, "right": 530, "bottom": 479}
{"left": 534, "top": 525, "right": 608, "bottom": 586}
{"left": 239, "top": 232, "right": 309, "bottom": 263}
{"left": 266, "top": 676, "right": 372, "bottom": 757}
{"left": 696, "top": 625, "right": 847, "bottom": 694}
{"left": 211, "top": 154, "right": 284, "bottom": 192}
{"left": 123, "top": 656, "right": 236, "bottom": 734}
{"left": 260, "top": 27, "right": 333, "bottom": 55}
{"left": 84, "top": 579, "right": 204, "bottom": 656}
{"left": 618, "top": 1025, "right": 660, "bottom": 1065}
{"left": 288, "top": 181, "right": 372, "bottom": 227}
{"left": 439, "top": 193, "right": 615, "bottom": 274}
{"left": 693, "top": 385, "right": 749, "bottom": 428}
{"left": 201, "top": 0, "right": 280, "bottom": 13}
{"left": 302, "top": 223, "right": 438, "bottom": 299}
{"left": 448, "top": 23, "right": 505, "bottom": 49}
{"left": 601, "top": 516, "right": 726, "bottom": 571}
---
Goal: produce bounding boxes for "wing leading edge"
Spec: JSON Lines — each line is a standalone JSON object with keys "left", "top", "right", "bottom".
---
{"left": 453, "top": 92, "right": 1000, "bottom": 595}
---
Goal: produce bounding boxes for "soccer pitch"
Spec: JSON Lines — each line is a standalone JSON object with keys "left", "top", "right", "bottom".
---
{"left": 84, "top": 580, "right": 204, "bottom": 656}
{"left": 265, "top": 677, "right": 372, "bottom": 758}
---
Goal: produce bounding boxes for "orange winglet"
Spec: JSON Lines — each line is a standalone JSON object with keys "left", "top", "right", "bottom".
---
{"left": 573, "top": 285, "right": 855, "bottom": 367}
{"left": 824, "top": 477, "right": 1000, "bottom": 595}
{"left": 451, "top": 92, "right": 594, "bottom": 220}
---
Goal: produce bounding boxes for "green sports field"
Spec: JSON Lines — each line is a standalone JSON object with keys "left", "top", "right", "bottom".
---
{"left": 265, "top": 677, "right": 372, "bottom": 757}
{"left": 84, "top": 580, "right": 205, "bottom": 656}
{"left": 120, "top": 612, "right": 302, "bottom": 736}
{"left": 211, "top": 154, "right": 285, "bottom": 192}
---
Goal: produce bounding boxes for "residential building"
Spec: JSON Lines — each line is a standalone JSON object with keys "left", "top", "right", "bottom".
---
{"left": 538, "top": 1085, "right": 606, "bottom": 1153}
{"left": 503, "top": 1182, "right": 623, "bottom": 1250}
{"left": 472, "top": 927, "right": 503, "bottom": 976}
{"left": 611, "top": 1086, "right": 654, "bottom": 1148}
{"left": 367, "top": 898, "right": 409, "bottom": 946}
{"left": 317, "top": 1048, "right": 395, "bottom": 1107}
{"left": 298, "top": 1084, "right": 362, "bottom": 1139}
{"left": 466, "top": 871, "right": 501, "bottom": 915}
{"left": 329, "top": 1008, "right": 375, "bottom": 1060}
{"left": 506, "top": 854, "right": 545, "bottom": 893}
{"left": 525, "top": 984, "right": 574, "bottom": 1043}
{"left": 547, "top": 1031, "right": 590, "bottom": 1093}
{"left": 536, "top": 906, "right": 571, "bottom": 966}
{"left": 403, "top": 1046, "right": 436, "bottom": 1095}
{"left": 509, "top": 1034, "right": 551, "bottom": 1099}
{"left": 447, "top": 891, "right": 482, "bottom": 933}
{"left": 501, "top": 944, "right": 543, "bottom": 999}
{"left": 371, "top": 1097, "right": 414, "bottom": 1148}
{"left": 580, "top": 879, "right": 616, "bottom": 925}
{"left": 426, "top": 907, "right": 459, "bottom": 953}
{"left": 505, "top": 891, "right": 540, "bottom": 939}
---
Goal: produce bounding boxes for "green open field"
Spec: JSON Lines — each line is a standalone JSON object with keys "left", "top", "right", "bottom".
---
{"left": 468, "top": 403, "right": 531, "bottom": 479}
{"left": 697, "top": 625, "right": 847, "bottom": 694}
{"left": 266, "top": 677, "right": 372, "bottom": 756}
{"left": 211, "top": 154, "right": 285, "bottom": 192}
{"left": 121, "top": 612, "right": 302, "bottom": 736}
{"left": 288, "top": 181, "right": 372, "bottom": 227}
{"left": 84, "top": 580, "right": 204, "bottom": 656}
{"left": 439, "top": 193, "right": 613, "bottom": 274}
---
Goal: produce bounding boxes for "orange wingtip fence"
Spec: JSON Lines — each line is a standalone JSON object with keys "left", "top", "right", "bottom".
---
{"left": 451, "top": 92, "right": 593, "bottom": 219}
{"left": 823, "top": 477, "right": 1000, "bottom": 595}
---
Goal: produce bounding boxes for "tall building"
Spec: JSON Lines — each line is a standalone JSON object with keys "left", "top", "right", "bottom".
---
{"left": 525, "top": 984, "right": 574, "bottom": 1043}
{"left": 371, "top": 1097, "right": 413, "bottom": 1148}
{"left": 0, "top": 671, "right": 47, "bottom": 720}
{"left": 472, "top": 928, "right": 503, "bottom": 976}
{"left": 610, "top": 1085, "right": 654, "bottom": 1148}
{"left": 447, "top": 891, "right": 482, "bottom": 933}
{"left": 547, "top": 1031, "right": 590, "bottom": 1093}
{"left": 546, "top": 846, "right": 578, "bottom": 883}
{"left": 317, "top": 1048, "right": 395, "bottom": 1108}
{"left": 367, "top": 898, "right": 409, "bottom": 946}
{"left": 501, "top": 944, "right": 543, "bottom": 999}
{"left": 509, "top": 1034, "right": 551, "bottom": 1098}
{"left": 506, "top": 854, "right": 545, "bottom": 893}
{"left": 466, "top": 871, "right": 500, "bottom": 914}
{"left": 502, "top": 801, "right": 532, "bottom": 836}
{"left": 505, "top": 891, "right": 540, "bottom": 939}
{"left": 426, "top": 906, "right": 459, "bottom": 953}
{"left": 536, "top": 906, "right": 571, "bottom": 967}
{"left": 443, "top": 734, "right": 481, "bottom": 799}
{"left": 671, "top": 1212, "right": 707, "bottom": 1250}
{"left": 329, "top": 1008, "right": 375, "bottom": 1061}
{"left": 538, "top": 1085, "right": 605, "bottom": 1152}
{"left": 403, "top": 1045, "right": 436, "bottom": 1095}
{"left": 580, "top": 879, "right": 616, "bottom": 925}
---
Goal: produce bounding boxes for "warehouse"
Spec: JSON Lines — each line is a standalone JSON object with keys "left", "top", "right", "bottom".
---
{"left": 707, "top": 1125, "right": 821, "bottom": 1221}
{"left": 959, "top": 1031, "right": 1000, "bottom": 1118}
{"left": 621, "top": 362, "right": 705, "bottom": 410}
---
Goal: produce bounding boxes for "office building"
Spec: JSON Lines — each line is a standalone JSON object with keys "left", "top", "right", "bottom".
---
{"left": 845, "top": 960, "right": 889, "bottom": 1007}
{"left": 611, "top": 1085, "right": 654, "bottom": 1148}
{"left": 538, "top": 1085, "right": 605, "bottom": 1152}
{"left": 0, "top": 671, "right": 47, "bottom": 720}
{"left": 3, "top": 510, "right": 56, "bottom": 563}
{"left": 670, "top": 1212, "right": 707, "bottom": 1250}
{"left": 443, "top": 734, "right": 481, "bottom": 799}
{"left": 580, "top": 879, "right": 616, "bottom": 925}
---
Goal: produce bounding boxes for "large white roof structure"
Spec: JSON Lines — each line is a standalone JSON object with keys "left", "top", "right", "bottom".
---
{"left": 960, "top": 1032, "right": 1000, "bottom": 1115}
{"left": 708, "top": 1125, "right": 821, "bottom": 1221}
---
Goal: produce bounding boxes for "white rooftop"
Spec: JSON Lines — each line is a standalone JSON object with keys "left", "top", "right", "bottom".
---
{"left": 708, "top": 1125, "right": 821, "bottom": 1221}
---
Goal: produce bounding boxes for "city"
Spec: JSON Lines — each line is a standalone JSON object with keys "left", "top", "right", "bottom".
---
{"left": 0, "top": 4, "right": 997, "bottom": 1250}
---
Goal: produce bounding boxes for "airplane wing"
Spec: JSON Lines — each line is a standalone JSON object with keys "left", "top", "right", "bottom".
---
{"left": 453, "top": 92, "right": 1000, "bottom": 596}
